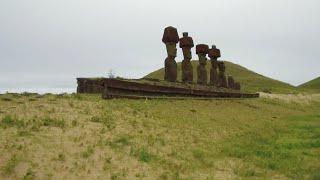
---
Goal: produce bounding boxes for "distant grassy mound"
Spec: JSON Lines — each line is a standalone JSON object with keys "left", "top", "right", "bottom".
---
{"left": 298, "top": 76, "right": 320, "bottom": 91}
{"left": 145, "top": 60, "right": 296, "bottom": 93}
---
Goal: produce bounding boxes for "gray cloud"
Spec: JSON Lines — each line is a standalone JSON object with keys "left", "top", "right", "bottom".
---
{"left": 1, "top": 0, "right": 319, "bottom": 90}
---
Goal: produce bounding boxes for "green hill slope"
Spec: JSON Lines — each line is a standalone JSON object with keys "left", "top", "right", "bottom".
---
{"left": 298, "top": 77, "right": 320, "bottom": 91}
{"left": 145, "top": 60, "right": 296, "bottom": 93}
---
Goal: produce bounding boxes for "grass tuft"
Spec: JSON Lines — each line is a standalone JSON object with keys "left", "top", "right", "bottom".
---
{"left": 0, "top": 115, "right": 25, "bottom": 128}
{"left": 1, "top": 155, "right": 19, "bottom": 175}
{"left": 42, "top": 117, "right": 65, "bottom": 128}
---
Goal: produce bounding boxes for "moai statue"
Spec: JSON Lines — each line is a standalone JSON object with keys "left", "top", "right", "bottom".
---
{"left": 217, "top": 61, "right": 228, "bottom": 88}
{"left": 234, "top": 82, "right": 241, "bottom": 90}
{"left": 228, "top": 75, "right": 235, "bottom": 89}
{"left": 179, "top": 32, "right": 194, "bottom": 83}
{"left": 208, "top": 45, "right": 221, "bottom": 86}
{"left": 162, "top": 26, "right": 179, "bottom": 82}
{"left": 196, "top": 44, "right": 209, "bottom": 85}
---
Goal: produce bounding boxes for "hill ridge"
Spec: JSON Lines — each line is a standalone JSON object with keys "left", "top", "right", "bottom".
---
{"left": 144, "top": 60, "right": 296, "bottom": 93}
{"left": 298, "top": 76, "right": 320, "bottom": 90}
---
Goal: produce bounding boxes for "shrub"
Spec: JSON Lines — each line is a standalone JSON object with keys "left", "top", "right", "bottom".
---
{"left": 81, "top": 146, "right": 94, "bottom": 158}
{"left": 42, "top": 117, "right": 65, "bottom": 128}
{"left": 0, "top": 115, "right": 25, "bottom": 128}
{"left": 1, "top": 155, "right": 19, "bottom": 175}
{"left": 22, "top": 169, "right": 35, "bottom": 180}
{"left": 138, "top": 148, "right": 152, "bottom": 163}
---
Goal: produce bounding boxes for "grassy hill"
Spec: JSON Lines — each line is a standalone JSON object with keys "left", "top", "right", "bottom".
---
{"left": 145, "top": 60, "right": 296, "bottom": 93}
{"left": 298, "top": 76, "right": 320, "bottom": 91}
{"left": 0, "top": 93, "right": 320, "bottom": 179}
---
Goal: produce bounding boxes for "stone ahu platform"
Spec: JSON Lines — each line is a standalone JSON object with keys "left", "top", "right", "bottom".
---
{"left": 77, "top": 78, "right": 259, "bottom": 99}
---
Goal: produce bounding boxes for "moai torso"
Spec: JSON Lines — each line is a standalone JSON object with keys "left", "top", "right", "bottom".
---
{"left": 162, "top": 26, "right": 179, "bottom": 82}
{"left": 234, "top": 82, "right": 241, "bottom": 90}
{"left": 196, "top": 44, "right": 209, "bottom": 85}
{"left": 179, "top": 32, "right": 194, "bottom": 83}
{"left": 228, "top": 76, "right": 235, "bottom": 89}
{"left": 218, "top": 61, "right": 228, "bottom": 88}
{"left": 208, "top": 45, "right": 221, "bottom": 86}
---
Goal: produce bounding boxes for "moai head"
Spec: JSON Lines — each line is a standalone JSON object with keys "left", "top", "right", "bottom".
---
{"left": 208, "top": 45, "right": 221, "bottom": 60}
{"left": 179, "top": 32, "right": 194, "bottom": 60}
{"left": 218, "top": 61, "right": 226, "bottom": 72}
{"left": 162, "top": 26, "right": 179, "bottom": 58}
{"left": 196, "top": 44, "right": 209, "bottom": 64}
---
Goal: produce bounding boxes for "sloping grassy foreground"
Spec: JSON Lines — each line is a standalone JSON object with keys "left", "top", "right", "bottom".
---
{"left": 145, "top": 61, "right": 296, "bottom": 93}
{"left": 0, "top": 93, "right": 320, "bottom": 179}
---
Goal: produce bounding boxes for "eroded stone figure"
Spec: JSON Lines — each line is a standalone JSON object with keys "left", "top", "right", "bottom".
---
{"left": 218, "top": 61, "right": 228, "bottom": 88}
{"left": 162, "top": 26, "right": 179, "bottom": 82}
{"left": 208, "top": 45, "right": 220, "bottom": 86}
{"left": 196, "top": 44, "right": 209, "bottom": 85}
{"left": 234, "top": 82, "right": 241, "bottom": 90}
{"left": 179, "top": 32, "right": 194, "bottom": 83}
{"left": 227, "top": 75, "right": 235, "bottom": 89}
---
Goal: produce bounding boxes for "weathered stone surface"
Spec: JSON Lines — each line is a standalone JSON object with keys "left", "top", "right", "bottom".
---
{"left": 77, "top": 78, "right": 104, "bottom": 93}
{"left": 234, "top": 82, "right": 241, "bottom": 90}
{"left": 208, "top": 45, "right": 221, "bottom": 59}
{"left": 179, "top": 32, "right": 194, "bottom": 83}
{"left": 164, "top": 56, "right": 177, "bottom": 82}
{"left": 218, "top": 61, "right": 226, "bottom": 72}
{"left": 179, "top": 32, "right": 194, "bottom": 48}
{"left": 228, "top": 76, "right": 235, "bottom": 89}
{"left": 162, "top": 26, "right": 179, "bottom": 44}
{"left": 217, "top": 61, "right": 227, "bottom": 88}
{"left": 196, "top": 44, "right": 209, "bottom": 54}
{"left": 182, "top": 60, "right": 193, "bottom": 83}
{"left": 196, "top": 44, "right": 209, "bottom": 85}
{"left": 163, "top": 26, "right": 179, "bottom": 82}
{"left": 208, "top": 45, "right": 220, "bottom": 86}
{"left": 102, "top": 78, "right": 259, "bottom": 99}
{"left": 210, "top": 66, "right": 218, "bottom": 86}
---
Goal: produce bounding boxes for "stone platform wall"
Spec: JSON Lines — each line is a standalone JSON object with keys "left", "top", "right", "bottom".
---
{"left": 76, "top": 78, "right": 105, "bottom": 94}
{"left": 102, "top": 78, "right": 259, "bottom": 99}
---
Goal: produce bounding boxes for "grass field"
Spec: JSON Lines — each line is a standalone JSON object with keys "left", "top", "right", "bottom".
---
{"left": 145, "top": 61, "right": 297, "bottom": 93}
{"left": 0, "top": 93, "right": 320, "bottom": 179}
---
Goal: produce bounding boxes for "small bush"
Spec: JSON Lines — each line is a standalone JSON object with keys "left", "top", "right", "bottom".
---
{"left": 58, "top": 153, "right": 66, "bottom": 161}
{"left": 1, "top": 115, "right": 25, "bottom": 128}
{"left": 138, "top": 148, "right": 152, "bottom": 163}
{"left": 1, "top": 155, "right": 19, "bottom": 175}
{"left": 81, "top": 146, "right": 94, "bottom": 158}
{"left": 192, "top": 149, "right": 205, "bottom": 161}
{"left": 42, "top": 117, "right": 65, "bottom": 128}
{"left": 23, "top": 169, "right": 35, "bottom": 180}
{"left": 90, "top": 113, "right": 115, "bottom": 129}
{"left": 1, "top": 97, "right": 13, "bottom": 101}
{"left": 28, "top": 98, "right": 37, "bottom": 102}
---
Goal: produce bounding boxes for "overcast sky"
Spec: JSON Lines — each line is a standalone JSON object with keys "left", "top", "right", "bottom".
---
{"left": 0, "top": 0, "right": 319, "bottom": 90}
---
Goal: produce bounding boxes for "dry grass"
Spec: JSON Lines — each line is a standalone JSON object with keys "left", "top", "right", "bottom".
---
{"left": 0, "top": 93, "right": 319, "bottom": 179}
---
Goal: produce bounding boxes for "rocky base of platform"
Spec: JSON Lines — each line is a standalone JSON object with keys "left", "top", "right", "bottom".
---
{"left": 77, "top": 78, "right": 259, "bottom": 99}
{"left": 101, "top": 78, "right": 259, "bottom": 99}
